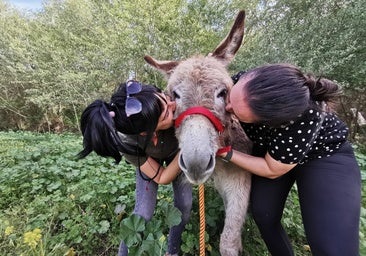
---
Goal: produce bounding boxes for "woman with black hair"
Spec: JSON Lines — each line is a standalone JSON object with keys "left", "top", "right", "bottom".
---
{"left": 78, "top": 80, "right": 192, "bottom": 256}
{"left": 220, "top": 64, "right": 361, "bottom": 256}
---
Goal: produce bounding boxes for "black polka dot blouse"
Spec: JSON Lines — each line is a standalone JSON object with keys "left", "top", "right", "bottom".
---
{"left": 240, "top": 108, "right": 349, "bottom": 164}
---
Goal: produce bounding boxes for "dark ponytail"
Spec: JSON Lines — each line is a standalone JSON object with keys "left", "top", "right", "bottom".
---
{"left": 78, "top": 82, "right": 163, "bottom": 163}
{"left": 78, "top": 99, "right": 123, "bottom": 163}
{"left": 304, "top": 74, "right": 341, "bottom": 110}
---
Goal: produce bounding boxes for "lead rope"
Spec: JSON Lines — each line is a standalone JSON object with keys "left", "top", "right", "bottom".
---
{"left": 199, "top": 184, "right": 205, "bottom": 255}
{"left": 174, "top": 107, "right": 224, "bottom": 256}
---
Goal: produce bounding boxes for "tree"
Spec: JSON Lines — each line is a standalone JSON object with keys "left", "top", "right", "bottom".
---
{"left": 1, "top": 0, "right": 250, "bottom": 130}
{"left": 1, "top": 0, "right": 364, "bottom": 133}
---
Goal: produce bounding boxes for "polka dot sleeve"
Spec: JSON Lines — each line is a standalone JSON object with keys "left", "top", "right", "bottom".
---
{"left": 268, "top": 109, "right": 324, "bottom": 164}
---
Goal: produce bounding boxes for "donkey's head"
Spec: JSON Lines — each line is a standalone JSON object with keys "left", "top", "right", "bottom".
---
{"left": 144, "top": 11, "right": 245, "bottom": 184}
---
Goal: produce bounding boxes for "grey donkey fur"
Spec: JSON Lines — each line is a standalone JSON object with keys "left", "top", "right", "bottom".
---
{"left": 145, "top": 10, "right": 252, "bottom": 256}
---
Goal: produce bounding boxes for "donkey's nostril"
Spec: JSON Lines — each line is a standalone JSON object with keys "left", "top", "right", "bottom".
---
{"left": 207, "top": 155, "right": 215, "bottom": 170}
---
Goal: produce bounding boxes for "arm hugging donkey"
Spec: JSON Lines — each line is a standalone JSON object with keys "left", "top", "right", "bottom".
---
{"left": 145, "top": 11, "right": 252, "bottom": 256}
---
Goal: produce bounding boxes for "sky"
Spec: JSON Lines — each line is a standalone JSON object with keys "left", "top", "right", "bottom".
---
{"left": 7, "top": 0, "right": 43, "bottom": 11}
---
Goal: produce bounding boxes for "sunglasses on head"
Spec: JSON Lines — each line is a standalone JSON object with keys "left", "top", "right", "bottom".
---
{"left": 125, "top": 80, "right": 142, "bottom": 117}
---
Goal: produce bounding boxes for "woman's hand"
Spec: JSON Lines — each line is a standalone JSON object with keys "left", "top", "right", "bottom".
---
{"left": 139, "top": 153, "right": 181, "bottom": 184}
{"left": 217, "top": 134, "right": 232, "bottom": 160}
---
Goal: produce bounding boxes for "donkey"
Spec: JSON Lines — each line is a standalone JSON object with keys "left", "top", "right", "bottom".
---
{"left": 144, "top": 11, "right": 251, "bottom": 256}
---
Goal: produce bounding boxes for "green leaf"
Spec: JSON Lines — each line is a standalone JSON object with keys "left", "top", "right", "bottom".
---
{"left": 47, "top": 180, "right": 62, "bottom": 192}
{"left": 140, "top": 234, "right": 164, "bottom": 256}
{"left": 165, "top": 205, "right": 182, "bottom": 228}
{"left": 98, "top": 220, "right": 110, "bottom": 234}
{"left": 120, "top": 215, "right": 146, "bottom": 246}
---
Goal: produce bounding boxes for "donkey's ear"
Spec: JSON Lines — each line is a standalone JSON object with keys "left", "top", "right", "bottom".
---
{"left": 144, "top": 55, "right": 180, "bottom": 78}
{"left": 209, "top": 10, "right": 245, "bottom": 66}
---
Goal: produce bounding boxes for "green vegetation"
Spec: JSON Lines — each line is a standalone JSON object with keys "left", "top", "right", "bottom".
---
{"left": 0, "top": 131, "right": 365, "bottom": 255}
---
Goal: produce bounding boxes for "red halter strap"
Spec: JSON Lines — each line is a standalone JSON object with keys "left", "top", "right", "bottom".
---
{"left": 174, "top": 106, "right": 224, "bottom": 133}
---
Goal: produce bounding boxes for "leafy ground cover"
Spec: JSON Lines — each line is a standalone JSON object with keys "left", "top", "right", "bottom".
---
{"left": 0, "top": 131, "right": 365, "bottom": 255}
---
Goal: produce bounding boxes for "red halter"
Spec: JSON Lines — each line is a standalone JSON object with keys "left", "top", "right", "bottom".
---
{"left": 174, "top": 106, "right": 231, "bottom": 155}
{"left": 174, "top": 106, "right": 224, "bottom": 132}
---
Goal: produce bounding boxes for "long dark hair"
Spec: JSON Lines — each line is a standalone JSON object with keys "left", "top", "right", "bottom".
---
{"left": 237, "top": 63, "right": 341, "bottom": 126}
{"left": 78, "top": 82, "right": 164, "bottom": 163}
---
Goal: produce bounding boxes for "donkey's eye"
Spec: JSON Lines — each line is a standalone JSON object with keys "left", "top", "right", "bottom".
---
{"left": 217, "top": 89, "right": 227, "bottom": 98}
{"left": 172, "top": 91, "right": 181, "bottom": 99}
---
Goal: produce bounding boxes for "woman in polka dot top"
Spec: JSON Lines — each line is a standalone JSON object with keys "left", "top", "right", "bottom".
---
{"left": 220, "top": 64, "right": 361, "bottom": 256}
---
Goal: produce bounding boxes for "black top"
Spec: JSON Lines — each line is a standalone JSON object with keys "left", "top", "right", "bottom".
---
{"left": 119, "top": 127, "right": 179, "bottom": 167}
{"left": 241, "top": 108, "right": 349, "bottom": 164}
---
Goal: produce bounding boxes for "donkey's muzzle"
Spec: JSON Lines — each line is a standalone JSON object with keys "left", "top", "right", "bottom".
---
{"left": 178, "top": 153, "right": 215, "bottom": 184}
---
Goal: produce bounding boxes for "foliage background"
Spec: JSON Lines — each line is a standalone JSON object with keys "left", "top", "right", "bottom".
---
{"left": 0, "top": 0, "right": 365, "bottom": 255}
{"left": 0, "top": 0, "right": 365, "bottom": 138}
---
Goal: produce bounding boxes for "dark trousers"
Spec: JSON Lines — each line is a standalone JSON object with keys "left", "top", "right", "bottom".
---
{"left": 250, "top": 142, "right": 361, "bottom": 256}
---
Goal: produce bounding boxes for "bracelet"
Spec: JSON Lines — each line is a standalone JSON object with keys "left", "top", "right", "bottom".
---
{"left": 217, "top": 146, "right": 232, "bottom": 156}
{"left": 222, "top": 149, "right": 233, "bottom": 162}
